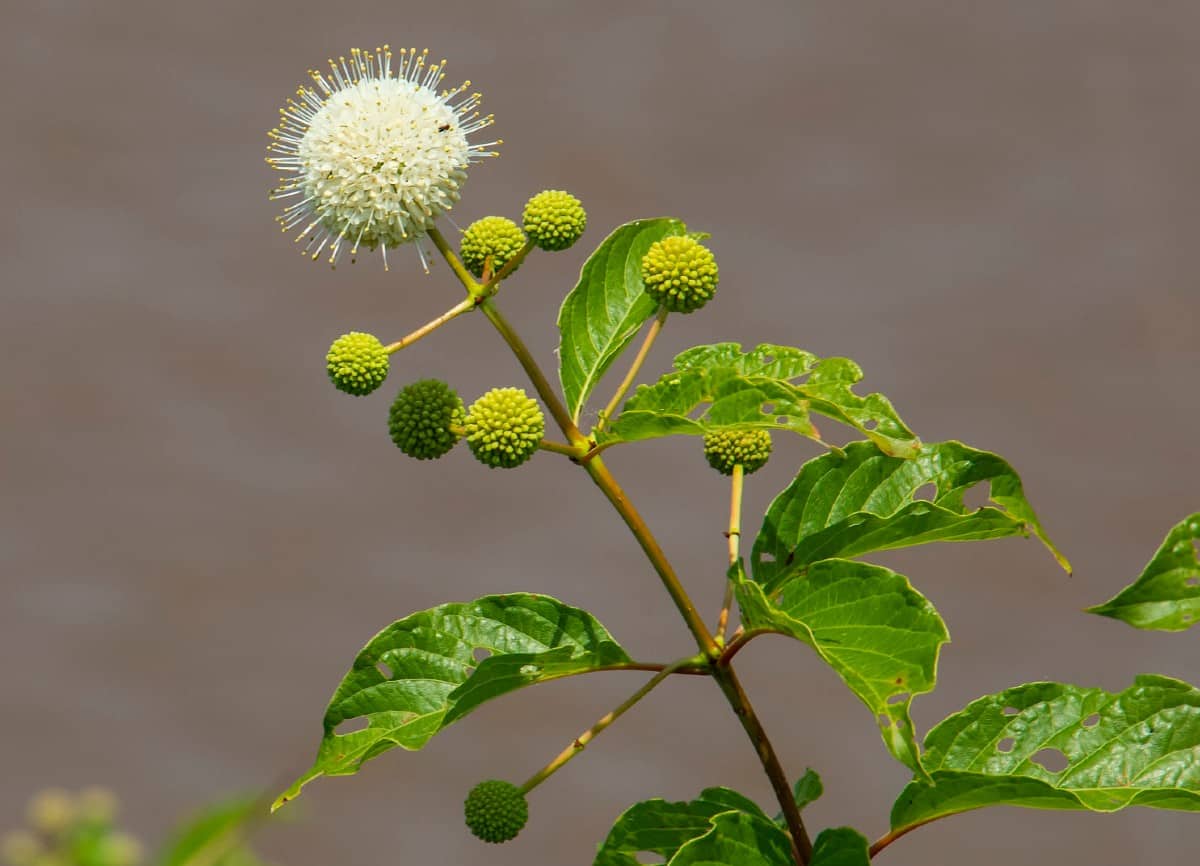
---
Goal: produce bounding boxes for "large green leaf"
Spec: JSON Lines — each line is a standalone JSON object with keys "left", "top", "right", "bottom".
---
{"left": 752, "top": 441, "right": 1070, "bottom": 592}
{"left": 276, "top": 594, "right": 629, "bottom": 809}
{"left": 809, "top": 828, "right": 871, "bottom": 866}
{"left": 557, "top": 218, "right": 687, "bottom": 423}
{"left": 599, "top": 343, "right": 919, "bottom": 457}
{"left": 667, "top": 811, "right": 795, "bottom": 866}
{"left": 890, "top": 675, "right": 1200, "bottom": 836}
{"left": 594, "top": 788, "right": 771, "bottom": 866}
{"left": 735, "top": 559, "right": 948, "bottom": 777}
{"left": 1087, "top": 513, "right": 1200, "bottom": 631}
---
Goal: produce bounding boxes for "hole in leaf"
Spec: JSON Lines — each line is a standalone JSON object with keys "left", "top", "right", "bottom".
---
{"left": 863, "top": 419, "right": 878, "bottom": 430}
{"left": 334, "top": 717, "right": 369, "bottom": 736}
{"left": 473, "top": 647, "right": 492, "bottom": 662}
{"left": 1031, "top": 748, "right": 1069, "bottom": 773}
{"left": 886, "top": 693, "right": 910, "bottom": 706}
{"left": 761, "top": 553, "right": 776, "bottom": 563}
{"left": 1185, "top": 577, "right": 1199, "bottom": 588}
{"left": 878, "top": 715, "right": 893, "bottom": 728}
{"left": 761, "top": 403, "right": 776, "bottom": 415}
{"left": 1002, "top": 706, "right": 1020, "bottom": 716}
{"left": 913, "top": 483, "right": 936, "bottom": 502}
{"left": 761, "top": 355, "right": 775, "bottom": 365}
{"left": 463, "top": 666, "right": 475, "bottom": 677}
{"left": 776, "top": 416, "right": 789, "bottom": 425}
{"left": 375, "top": 661, "right": 393, "bottom": 679}
{"left": 963, "top": 484, "right": 991, "bottom": 510}
{"left": 1183, "top": 612, "right": 1194, "bottom": 623}
{"left": 1082, "top": 713, "right": 1101, "bottom": 728}
{"left": 997, "top": 737, "right": 1015, "bottom": 753}
{"left": 635, "top": 852, "right": 660, "bottom": 865}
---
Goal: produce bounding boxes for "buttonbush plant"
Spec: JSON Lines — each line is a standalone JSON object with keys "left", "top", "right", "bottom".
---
{"left": 264, "top": 45, "right": 1200, "bottom": 864}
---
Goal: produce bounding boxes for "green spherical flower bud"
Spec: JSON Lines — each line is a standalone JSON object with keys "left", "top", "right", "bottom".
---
{"left": 641, "top": 236, "right": 719, "bottom": 313}
{"left": 460, "top": 216, "right": 527, "bottom": 279}
{"left": 703, "top": 428, "right": 773, "bottom": 476}
{"left": 464, "top": 780, "right": 528, "bottom": 844}
{"left": 522, "top": 190, "right": 587, "bottom": 251}
{"left": 465, "top": 387, "right": 544, "bottom": 469}
{"left": 388, "top": 379, "right": 465, "bottom": 460}
{"left": 326, "top": 332, "right": 389, "bottom": 396}
{"left": 28, "top": 790, "right": 75, "bottom": 835}
{"left": 2, "top": 831, "right": 43, "bottom": 866}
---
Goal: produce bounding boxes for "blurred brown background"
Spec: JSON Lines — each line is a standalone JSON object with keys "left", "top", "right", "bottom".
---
{"left": 3, "top": 1, "right": 1198, "bottom": 864}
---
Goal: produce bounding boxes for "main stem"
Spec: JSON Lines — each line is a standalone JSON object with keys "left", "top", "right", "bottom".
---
{"left": 429, "top": 238, "right": 810, "bottom": 864}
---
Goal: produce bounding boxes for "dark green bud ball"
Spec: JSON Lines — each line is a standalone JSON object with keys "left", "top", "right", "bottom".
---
{"left": 703, "top": 428, "right": 773, "bottom": 475}
{"left": 641, "top": 236, "right": 719, "bottom": 313}
{"left": 326, "top": 332, "right": 389, "bottom": 396}
{"left": 388, "top": 379, "right": 465, "bottom": 460}
{"left": 464, "top": 780, "right": 528, "bottom": 844}
{"left": 465, "top": 387, "right": 545, "bottom": 469}
{"left": 460, "top": 217, "right": 527, "bottom": 279}
{"left": 522, "top": 190, "right": 587, "bottom": 251}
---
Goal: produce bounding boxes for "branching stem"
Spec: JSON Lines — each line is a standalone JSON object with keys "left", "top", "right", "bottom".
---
{"left": 597, "top": 304, "right": 668, "bottom": 431}
{"left": 520, "top": 656, "right": 703, "bottom": 794}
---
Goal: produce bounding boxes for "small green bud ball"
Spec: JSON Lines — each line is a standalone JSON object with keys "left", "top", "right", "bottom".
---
{"left": 388, "top": 379, "right": 465, "bottom": 460}
{"left": 28, "top": 790, "right": 75, "bottom": 835}
{"left": 465, "top": 387, "right": 545, "bottom": 469}
{"left": 326, "top": 332, "right": 389, "bottom": 396}
{"left": 522, "top": 190, "right": 587, "bottom": 251}
{"left": 464, "top": 780, "right": 528, "bottom": 844}
{"left": 703, "top": 428, "right": 773, "bottom": 476}
{"left": 641, "top": 236, "right": 719, "bottom": 313}
{"left": 460, "top": 216, "right": 527, "bottom": 279}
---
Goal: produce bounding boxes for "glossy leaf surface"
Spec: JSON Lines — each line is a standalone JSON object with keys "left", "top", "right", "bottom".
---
{"left": 735, "top": 560, "right": 948, "bottom": 777}
{"left": 594, "top": 788, "right": 770, "bottom": 866}
{"left": 752, "top": 441, "right": 1069, "bottom": 592}
{"left": 667, "top": 811, "right": 795, "bottom": 866}
{"left": 277, "top": 594, "right": 629, "bottom": 808}
{"left": 600, "top": 343, "right": 919, "bottom": 457}
{"left": 1087, "top": 513, "right": 1200, "bottom": 631}
{"left": 557, "top": 218, "right": 686, "bottom": 423}
{"left": 890, "top": 675, "right": 1200, "bottom": 834}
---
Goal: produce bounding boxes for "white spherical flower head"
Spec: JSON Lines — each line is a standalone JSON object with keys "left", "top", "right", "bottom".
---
{"left": 267, "top": 46, "right": 499, "bottom": 270}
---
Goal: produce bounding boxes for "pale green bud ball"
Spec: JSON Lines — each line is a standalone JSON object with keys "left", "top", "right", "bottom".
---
{"left": 464, "top": 780, "right": 528, "bottom": 844}
{"left": 388, "top": 379, "right": 465, "bottom": 460}
{"left": 326, "top": 332, "right": 389, "bottom": 396}
{"left": 465, "top": 387, "right": 544, "bottom": 469}
{"left": 703, "top": 428, "right": 772, "bottom": 475}
{"left": 641, "top": 235, "right": 719, "bottom": 313}
{"left": 460, "top": 216, "right": 527, "bottom": 279}
{"left": 522, "top": 190, "right": 587, "bottom": 251}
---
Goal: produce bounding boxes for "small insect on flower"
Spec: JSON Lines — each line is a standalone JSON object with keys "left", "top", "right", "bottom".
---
{"left": 266, "top": 46, "right": 501, "bottom": 271}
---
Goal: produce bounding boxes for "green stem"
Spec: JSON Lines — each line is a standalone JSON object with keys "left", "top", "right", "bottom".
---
{"left": 716, "top": 464, "right": 744, "bottom": 641}
{"left": 520, "top": 656, "right": 703, "bottom": 794}
{"left": 596, "top": 304, "right": 668, "bottom": 431}
{"left": 425, "top": 225, "right": 482, "bottom": 294}
{"left": 384, "top": 297, "right": 475, "bottom": 354}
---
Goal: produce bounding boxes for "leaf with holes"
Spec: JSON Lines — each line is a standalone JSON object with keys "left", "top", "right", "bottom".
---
{"left": 275, "top": 594, "right": 630, "bottom": 810}
{"left": 1087, "top": 513, "right": 1200, "bottom": 631}
{"left": 598, "top": 343, "right": 919, "bottom": 457}
{"left": 752, "top": 441, "right": 1070, "bottom": 592}
{"left": 593, "top": 788, "right": 771, "bottom": 866}
{"left": 809, "top": 827, "right": 871, "bottom": 866}
{"left": 734, "top": 560, "right": 948, "bottom": 778}
{"left": 665, "top": 811, "right": 796, "bottom": 866}
{"left": 557, "top": 218, "right": 687, "bottom": 424}
{"left": 889, "top": 674, "right": 1200, "bottom": 838}
{"left": 772, "top": 769, "right": 823, "bottom": 826}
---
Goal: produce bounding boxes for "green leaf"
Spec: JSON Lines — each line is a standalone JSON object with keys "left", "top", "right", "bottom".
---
{"left": 157, "top": 795, "right": 266, "bottom": 866}
{"left": 792, "top": 769, "right": 823, "bottom": 810}
{"left": 809, "top": 828, "right": 871, "bottom": 866}
{"left": 735, "top": 559, "right": 948, "bottom": 777}
{"left": 666, "top": 811, "right": 795, "bottom": 866}
{"left": 557, "top": 218, "right": 687, "bottom": 423}
{"left": 599, "top": 343, "right": 919, "bottom": 457}
{"left": 752, "top": 441, "right": 1070, "bottom": 592}
{"left": 890, "top": 675, "right": 1200, "bottom": 835}
{"left": 594, "top": 788, "right": 770, "bottom": 866}
{"left": 276, "top": 594, "right": 629, "bottom": 809}
{"left": 1087, "top": 513, "right": 1200, "bottom": 631}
